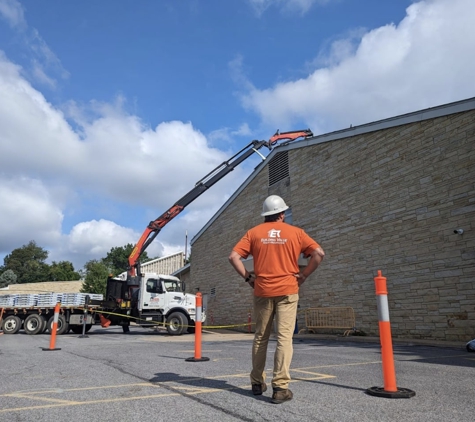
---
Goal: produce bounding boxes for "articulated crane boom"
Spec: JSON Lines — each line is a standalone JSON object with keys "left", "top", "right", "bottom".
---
{"left": 127, "top": 129, "right": 313, "bottom": 280}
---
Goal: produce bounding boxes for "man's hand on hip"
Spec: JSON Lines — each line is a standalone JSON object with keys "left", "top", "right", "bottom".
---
{"left": 296, "top": 273, "right": 307, "bottom": 286}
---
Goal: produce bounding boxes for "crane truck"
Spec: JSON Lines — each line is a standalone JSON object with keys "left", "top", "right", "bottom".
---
{"left": 0, "top": 130, "right": 313, "bottom": 336}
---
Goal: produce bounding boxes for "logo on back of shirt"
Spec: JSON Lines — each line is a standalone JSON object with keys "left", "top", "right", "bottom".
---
{"left": 261, "top": 228, "right": 287, "bottom": 244}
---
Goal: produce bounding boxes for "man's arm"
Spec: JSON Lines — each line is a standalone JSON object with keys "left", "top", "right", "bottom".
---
{"left": 296, "top": 247, "right": 325, "bottom": 286}
{"left": 228, "top": 250, "right": 254, "bottom": 286}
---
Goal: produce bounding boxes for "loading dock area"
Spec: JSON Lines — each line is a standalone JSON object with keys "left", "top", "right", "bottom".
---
{"left": 0, "top": 327, "right": 473, "bottom": 421}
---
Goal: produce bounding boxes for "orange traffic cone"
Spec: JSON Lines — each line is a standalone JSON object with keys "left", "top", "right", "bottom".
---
{"left": 99, "top": 314, "right": 111, "bottom": 327}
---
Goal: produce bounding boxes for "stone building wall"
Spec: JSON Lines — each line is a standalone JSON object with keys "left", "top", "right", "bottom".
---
{"left": 191, "top": 108, "right": 475, "bottom": 341}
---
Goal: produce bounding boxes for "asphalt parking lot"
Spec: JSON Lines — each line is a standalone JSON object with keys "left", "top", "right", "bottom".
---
{"left": 1, "top": 326, "right": 474, "bottom": 422}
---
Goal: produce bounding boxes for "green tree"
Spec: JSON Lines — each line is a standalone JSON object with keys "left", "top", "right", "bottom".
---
{"left": 0, "top": 269, "right": 18, "bottom": 288}
{"left": 102, "top": 243, "right": 150, "bottom": 275}
{"left": 3, "top": 241, "right": 49, "bottom": 284}
{"left": 47, "top": 261, "right": 81, "bottom": 281}
{"left": 80, "top": 260, "right": 110, "bottom": 296}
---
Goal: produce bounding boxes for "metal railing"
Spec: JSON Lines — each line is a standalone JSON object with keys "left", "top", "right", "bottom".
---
{"left": 301, "top": 307, "right": 356, "bottom": 336}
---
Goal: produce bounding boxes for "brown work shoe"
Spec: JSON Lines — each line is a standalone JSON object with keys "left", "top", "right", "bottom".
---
{"left": 271, "top": 388, "right": 293, "bottom": 404}
{"left": 251, "top": 383, "right": 267, "bottom": 395}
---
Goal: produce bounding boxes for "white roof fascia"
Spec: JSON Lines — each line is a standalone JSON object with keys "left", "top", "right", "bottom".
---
{"left": 191, "top": 97, "right": 475, "bottom": 245}
{"left": 142, "top": 251, "right": 184, "bottom": 265}
{"left": 284, "top": 96, "right": 475, "bottom": 152}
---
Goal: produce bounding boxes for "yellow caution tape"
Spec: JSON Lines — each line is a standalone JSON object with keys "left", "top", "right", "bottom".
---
{"left": 90, "top": 309, "right": 255, "bottom": 330}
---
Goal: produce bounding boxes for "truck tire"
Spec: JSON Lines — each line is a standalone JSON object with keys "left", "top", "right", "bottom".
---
{"left": 187, "top": 320, "right": 195, "bottom": 334}
{"left": 2, "top": 315, "right": 22, "bottom": 334}
{"left": 166, "top": 312, "right": 186, "bottom": 335}
{"left": 70, "top": 325, "right": 92, "bottom": 334}
{"left": 46, "top": 314, "right": 69, "bottom": 335}
{"left": 24, "top": 314, "right": 44, "bottom": 335}
{"left": 39, "top": 315, "right": 48, "bottom": 334}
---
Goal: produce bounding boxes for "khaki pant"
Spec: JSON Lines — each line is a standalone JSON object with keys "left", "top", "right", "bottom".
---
{"left": 250, "top": 294, "right": 298, "bottom": 390}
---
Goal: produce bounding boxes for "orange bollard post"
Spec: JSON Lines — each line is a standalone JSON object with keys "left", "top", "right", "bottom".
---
{"left": 42, "top": 303, "right": 62, "bottom": 351}
{"left": 366, "top": 271, "right": 414, "bottom": 398}
{"left": 186, "top": 292, "right": 209, "bottom": 362}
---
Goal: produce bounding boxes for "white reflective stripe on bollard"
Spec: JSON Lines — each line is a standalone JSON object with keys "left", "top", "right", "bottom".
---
{"left": 196, "top": 307, "right": 202, "bottom": 322}
{"left": 376, "top": 295, "right": 390, "bottom": 322}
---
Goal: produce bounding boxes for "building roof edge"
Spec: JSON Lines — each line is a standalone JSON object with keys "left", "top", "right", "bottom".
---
{"left": 191, "top": 96, "right": 475, "bottom": 245}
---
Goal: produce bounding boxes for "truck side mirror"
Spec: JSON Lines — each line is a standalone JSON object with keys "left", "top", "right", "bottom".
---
{"left": 181, "top": 282, "right": 186, "bottom": 292}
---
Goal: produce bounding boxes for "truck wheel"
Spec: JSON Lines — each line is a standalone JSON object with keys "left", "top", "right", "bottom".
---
{"left": 46, "top": 314, "right": 69, "bottom": 335}
{"left": 39, "top": 316, "right": 48, "bottom": 334}
{"left": 24, "top": 314, "right": 44, "bottom": 335}
{"left": 2, "top": 315, "right": 22, "bottom": 334}
{"left": 187, "top": 320, "right": 195, "bottom": 334}
{"left": 166, "top": 312, "right": 186, "bottom": 335}
{"left": 70, "top": 326, "right": 81, "bottom": 334}
{"left": 70, "top": 325, "right": 92, "bottom": 334}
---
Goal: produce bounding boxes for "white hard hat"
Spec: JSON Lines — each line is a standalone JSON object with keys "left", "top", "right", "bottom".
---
{"left": 261, "top": 195, "right": 289, "bottom": 216}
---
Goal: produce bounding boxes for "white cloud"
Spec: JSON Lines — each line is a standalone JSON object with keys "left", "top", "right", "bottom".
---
{"left": 0, "top": 0, "right": 25, "bottom": 29}
{"left": 45, "top": 219, "right": 165, "bottom": 270}
{"left": 0, "top": 50, "right": 251, "bottom": 270}
{"left": 234, "top": 123, "right": 253, "bottom": 137}
{"left": 248, "top": 0, "right": 331, "bottom": 16}
{"left": 229, "top": 54, "right": 255, "bottom": 92}
{"left": 0, "top": 53, "right": 84, "bottom": 174}
{"left": 0, "top": 0, "right": 68, "bottom": 87}
{"left": 29, "top": 28, "right": 70, "bottom": 82}
{"left": 0, "top": 51, "right": 238, "bottom": 209}
{"left": 242, "top": 0, "right": 475, "bottom": 133}
{"left": 67, "top": 220, "right": 138, "bottom": 256}
{"left": 31, "top": 59, "right": 57, "bottom": 88}
{"left": 0, "top": 177, "right": 63, "bottom": 252}
{"left": 208, "top": 123, "right": 253, "bottom": 145}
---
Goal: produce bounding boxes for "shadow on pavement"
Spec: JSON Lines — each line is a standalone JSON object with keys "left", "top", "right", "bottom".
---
{"left": 149, "top": 372, "right": 273, "bottom": 403}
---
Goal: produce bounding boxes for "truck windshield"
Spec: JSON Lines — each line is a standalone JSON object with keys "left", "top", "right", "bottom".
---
{"left": 163, "top": 280, "right": 182, "bottom": 293}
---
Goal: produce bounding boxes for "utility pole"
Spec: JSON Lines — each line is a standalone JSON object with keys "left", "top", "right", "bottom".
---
{"left": 184, "top": 230, "right": 188, "bottom": 266}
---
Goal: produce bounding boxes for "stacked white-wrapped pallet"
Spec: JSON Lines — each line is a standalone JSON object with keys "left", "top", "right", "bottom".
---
{"left": 0, "top": 295, "right": 16, "bottom": 306}
{"left": 37, "top": 293, "right": 62, "bottom": 307}
{"left": 14, "top": 294, "right": 38, "bottom": 307}
{"left": 60, "top": 293, "right": 83, "bottom": 306}
{"left": 58, "top": 293, "right": 102, "bottom": 305}
{"left": 0, "top": 292, "right": 103, "bottom": 307}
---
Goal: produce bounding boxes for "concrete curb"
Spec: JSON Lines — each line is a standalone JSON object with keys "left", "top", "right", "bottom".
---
{"left": 293, "top": 333, "right": 465, "bottom": 349}
{"left": 202, "top": 329, "right": 466, "bottom": 350}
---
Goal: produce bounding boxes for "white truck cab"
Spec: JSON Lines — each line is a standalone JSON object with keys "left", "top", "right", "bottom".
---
{"left": 113, "top": 272, "right": 203, "bottom": 335}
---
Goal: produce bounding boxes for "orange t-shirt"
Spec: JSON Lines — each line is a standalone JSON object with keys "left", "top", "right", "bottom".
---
{"left": 233, "top": 222, "right": 319, "bottom": 297}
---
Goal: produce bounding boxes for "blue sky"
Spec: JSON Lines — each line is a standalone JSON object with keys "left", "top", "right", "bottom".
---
{"left": 0, "top": 0, "right": 474, "bottom": 272}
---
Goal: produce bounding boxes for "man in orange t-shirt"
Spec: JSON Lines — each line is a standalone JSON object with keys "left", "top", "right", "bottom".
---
{"left": 229, "top": 195, "right": 325, "bottom": 404}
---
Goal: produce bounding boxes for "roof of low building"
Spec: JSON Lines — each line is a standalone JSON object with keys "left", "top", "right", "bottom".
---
{"left": 0, "top": 281, "right": 83, "bottom": 296}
